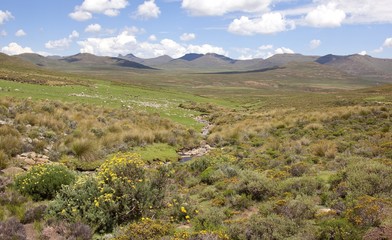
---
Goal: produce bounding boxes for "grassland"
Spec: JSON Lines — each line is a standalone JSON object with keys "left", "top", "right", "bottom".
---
{"left": 1, "top": 55, "right": 392, "bottom": 240}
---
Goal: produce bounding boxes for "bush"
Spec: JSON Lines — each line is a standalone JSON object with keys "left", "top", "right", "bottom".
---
{"left": 346, "top": 160, "right": 392, "bottom": 197}
{"left": 346, "top": 195, "right": 387, "bottom": 227}
{"left": 193, "top": 207, "right": 226, "bottom": 232}
{"left": 235, "top": 170, "right": 277, "bottom": 201}
{"left": 0, "top": 218, "right": 26, "bottom": 240}
{"left": 15, "top": 164, "right": 75, "bottom": 201}
{"left": 317, "top": 218, "right": 359, "bottom": 240}
{"left": 49, "top": 153, "right": 168, "bottom": 232}
{"left": 114, "top": 218, "right": 173, "bottom": 240}
{"left": 21, "top": 205, "right": 47, "bottom": 224}
{"left": 228, "top": 214, "right": 296, "bottom": 240}
{"left": 0, "top": 150, "right": 8, "bottom": 170}
{"left": 42, "top": 220, "right": 92, "bottom": 240}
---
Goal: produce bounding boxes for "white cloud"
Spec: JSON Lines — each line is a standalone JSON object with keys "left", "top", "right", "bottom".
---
{"left": 69, "top": 10, "right": 92, "bottom": 21}
{"left": 135, "top": 0, "right": 161, "bottom": 19}
{"left": 187, "top": 44, "right": 227, "bottom": 55}
{"left": 236, "top": 45, "right": 293, "bottom": 59}
{"left": 85, "top": 24, "right": 102, "bottom": 33}
{"left": 335, "top": 0, "right": 392, "bottom": 24}
{"left": 274, "top": 47, "right": 295, "bottom": 54}
{"left": 182, "top": 0, "right": 271, "bottom": 16}
{"left": 1, "top": 42, "right": 33, "bottom": 55}
{"left": 0, "top": 10, "right": 13, "bottom": 24}
{"left": 1, "top": 30, "right": 7, "bottom": 37}
{"left": 358, "top": 51, "right": 367, "bottom": 56}
{"left": 77, "top": 30, "right": 227, "bottom": 58}
{"left": 148, "top": 35, "right": 157, "bottom": 41}
{"left": 310, "top": 39, "right": 321, "bottom": 49}
{"left": 45, "top": 31, "right": 79, "bottom": 49}
{"left": 383, "top": 38, "right": 392, "bottom": 48}
{"left": 228, "top": 13, "right": 294, "bottom": 35}
{"left": 305, "top": 3, "right": 346, "bottom": 27}
{"left": 15, "top": 29, "right": 26, "bottom": 37}
{"left": 69, "top": 0, "right": 128, "bottom": 21}
{"left": 180, "top": 33, "right": 196, "bottom": 41}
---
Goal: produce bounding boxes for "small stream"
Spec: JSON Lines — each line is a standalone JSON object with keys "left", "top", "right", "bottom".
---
{"left": 179, "top": 116, "right": 213, "bottom": 162}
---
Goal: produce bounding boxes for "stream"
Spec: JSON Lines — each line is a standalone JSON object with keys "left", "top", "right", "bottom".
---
{"left": 179, "top": 115, "right": 213, "bottom": 163}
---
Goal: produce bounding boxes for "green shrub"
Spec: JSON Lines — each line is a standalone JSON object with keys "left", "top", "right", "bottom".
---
{"left": 15, "top": 164, "right": 75, "bottom": 201}
{"left": 346, "top": 160, "right": 392, "bottom": 197}
{"left": 228, "top": 214, "right": 296, "bottom": 240}
{"left": 49, "top": 153, "right": 168, "bottom": 232}
{"left": 193, "top": 207, "right": 226, "bottom": 232}
{"left": 0, "top": 150, "right": 8, "bottom": 170}
{"left": 235, "top": 170, "right": 277, "bottom": 201}
{"left": 114, "top": 218, "right": 173, "bottom": 240}
{"left": 317, "top": 218, "right": 359, "bottom": 240}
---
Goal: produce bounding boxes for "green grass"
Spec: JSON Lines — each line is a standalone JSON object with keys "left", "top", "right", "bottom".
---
{"left": 133, "top": 143, "right": 179, "bottom": 163}
{"left": 0, "top": 78, "right": 232, "bottom": 129}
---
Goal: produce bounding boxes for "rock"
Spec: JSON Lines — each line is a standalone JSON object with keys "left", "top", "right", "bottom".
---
{"left": 24, "top": 158, "right": 36, "bottom": 165}
{"left": 1, "top": 167, "right": 25, "bottom": 176}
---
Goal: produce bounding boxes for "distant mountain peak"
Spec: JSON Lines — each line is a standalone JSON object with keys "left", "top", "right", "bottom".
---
{"left": 179, "top": 53, "right": 204, "bottom": 61}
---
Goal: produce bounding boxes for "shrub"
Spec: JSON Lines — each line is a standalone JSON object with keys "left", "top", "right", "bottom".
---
{"left": 317, "top": 218, "right": 359, "bottom": 240}
{"left": 235, "top": 170, "right": 277, "bottom": 201}
{"left": 114, "top": 218, "right": 173, "bottom": 240}
{"left": 346, "top": 160, "right": 392, "bottom": 197}
{"left": 49, "top": 153, "right": 168, "bottom": 232}
{"left": 228, "top": 214, "right": 296, "bottom": 240}
{"left": 273, "top": 197, "right": 316, "bottom": 221}
{"left": 15, "top": 164, "right": 76, "bottom": 201}
{"left": 42, "top": 220, "right": 92, "bottom": 240}
{"left": 0, "top": 218, "right": 26, "bottom": 240}
{"left": 0, "top": 150, "right": 7, "bottom": 170}
{"left": 71, "top": 138, "right": 99, "bottom": 161}
{"left": 193, "top": 207, "right": 226, "bottom": 232}
{"left": 21, "top": 205, "right": 47, "bottom": 224}
{"left": 346, "top": 195, "right": 387, "bottom": 227}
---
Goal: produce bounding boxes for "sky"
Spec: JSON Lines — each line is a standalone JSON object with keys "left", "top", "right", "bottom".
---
{"left": 0, "top": 0, "right": 392, "bottom": 60}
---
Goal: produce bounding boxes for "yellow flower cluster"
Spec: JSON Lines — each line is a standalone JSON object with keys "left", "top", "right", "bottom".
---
{"left": 93, "top": 152, "right": 145, "bottom": 208}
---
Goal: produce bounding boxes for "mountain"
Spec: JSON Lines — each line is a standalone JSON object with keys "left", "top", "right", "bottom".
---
{"left": 17, "top": 53, "right": 155, "bottom": 71}
{"left": 119, "top": 54, "right": 173, "bottom": 67}
{"left": 11, "top": 52, "right": 392, "bottom": 84}
{"left": 316, "top": 54, "right": 392, "bottom": 82}
{"left": 158, "top": 53, "right": 261, "bottom": 71}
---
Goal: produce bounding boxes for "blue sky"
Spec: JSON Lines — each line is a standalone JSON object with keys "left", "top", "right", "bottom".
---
{"left": 0, "top": 0, "right": 391, "bottom": 59}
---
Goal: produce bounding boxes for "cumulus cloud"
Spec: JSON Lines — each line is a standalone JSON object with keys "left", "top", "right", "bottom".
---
{"left": 69, "top": 0, "right": 128, "bottom": 21}
{"left": 77, "top": 30, "right": 226, "bottom": 58}
{"left": 135, "top": 0, "right": 161, "bottom": 19}
{"left": 1, "top": 42, "right": 33, "bottom": 55}
{"left": 182, "top": 0, "right": 271, "bottom": 16}
{"left": 85, "top": 24, "right": 102, "bottom": 33}
{"left": 187, "top": 44, "right": 226, "bottom": 55}
{"left": 15, "top": 29, "right": 26, "bottom": 37}
{"left": 236, "top": 45, "right": 293, "bottom": 59}
{"left": 0, "top": 10, "right": 13, "bottom": 24}
{"left": 148, "top": 35, "right": 157, "bottom": 41}
{"left": 228, "top": 12, "right": 294, "bottom": 35}
{"left": 180, "top": 33, "right": 196, "bottom": 41}
{"left": 274, "top": 47, "right": 295, "bottom": 54}
{"left": 383, "top": 38, "right": 392, "bottom": 48}
{"left": 45, "top": 30, "right": 79, "bottom": 49}
{"left": 358, "top": 51, "right": 367, "bottom": 56}
{"left": 305, "top": 3, "right": 346, "bottom": 27}
{"left": 310, "top": 39, "right": 321, "bottom": 49}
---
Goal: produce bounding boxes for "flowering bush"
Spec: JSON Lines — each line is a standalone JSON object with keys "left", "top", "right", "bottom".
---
{"left": 49, "top": 152, "right": 169, "bottom": 232}
{"left": 15, "top": 164, "right": 75, "bottom": 201}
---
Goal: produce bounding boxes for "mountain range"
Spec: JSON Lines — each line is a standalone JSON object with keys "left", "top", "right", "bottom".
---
{"left": 10, "top": 52, "right": 392, "bottom": 84}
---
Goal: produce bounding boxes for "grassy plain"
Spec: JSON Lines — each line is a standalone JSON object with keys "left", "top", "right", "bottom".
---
{"left": 1, "top": 55, "right": 392, "bottom": 239}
